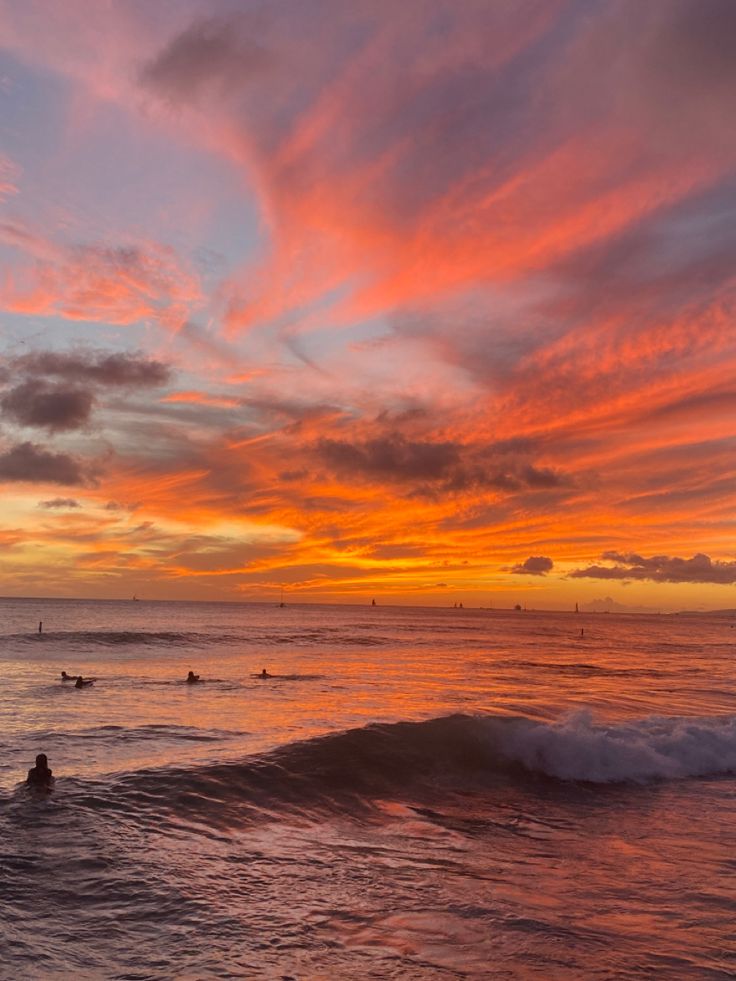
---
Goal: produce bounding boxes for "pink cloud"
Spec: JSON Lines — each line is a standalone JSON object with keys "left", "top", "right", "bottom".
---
{"left": 1, "top": 232, "right": 201, "bottom": 329}
{"left": 0, "top": 154, "right": 20, "bottom": 201}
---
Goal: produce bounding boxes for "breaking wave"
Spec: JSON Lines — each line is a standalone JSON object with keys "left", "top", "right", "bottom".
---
{"left": 54, "top": 712, "right": 736, "bottom": 831}
{"left": 485, "top": 710, "right": 736, "bottom": 781}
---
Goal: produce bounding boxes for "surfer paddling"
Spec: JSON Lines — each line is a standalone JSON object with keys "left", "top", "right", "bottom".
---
{"left": 61, "top": 671, "right": 80, "bottom": 681}
{"left": 186, "top": 671, "right": 201, "bottom": 684}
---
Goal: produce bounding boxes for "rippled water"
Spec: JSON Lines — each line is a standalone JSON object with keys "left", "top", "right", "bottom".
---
{"left": 1, "top": 598, "right": 734, "bottom": 979}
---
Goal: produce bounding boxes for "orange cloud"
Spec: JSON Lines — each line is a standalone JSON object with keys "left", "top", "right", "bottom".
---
{"left": 162, "top": 390, "right": 241, "bottom": 408}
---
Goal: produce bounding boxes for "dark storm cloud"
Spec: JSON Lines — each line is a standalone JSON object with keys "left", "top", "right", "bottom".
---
{"left": 11, "top": 350, "right": 170, "bottom": 387}
{"left": 570, "top": 552, "right": 736, "bottom": 585}
{"left": 314, "top": 434, "right": 565, "bottom": 496}
{"left": 511, "top": 555, "right": 553, "bottom": 575}
{"left": 440, "top": 464, "right": 563, "bottom": 495}
{"left": 0, "top": 442, "right": 90, "bottom": 485}
{"left": 38, "top": 498, "right": 81, "bottom": 509}
{"left": 1, "top": 380, "right": 94, "bottom": 432}
{"left": 0, "top": 350, "right": 173, "bottom": 435}
{"left": 140, "top": 17, "right": 271, "bottom": 104}
{"left": 520, "top": 466, "right": 561, "bottom": 489}
{"left": 317, "top": 434, "right": 460, "bottom": 482}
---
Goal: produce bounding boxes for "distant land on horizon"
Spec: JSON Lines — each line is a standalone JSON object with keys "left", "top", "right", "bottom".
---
{"left": 581, "top": 596, "right": 658, "bottom": 614}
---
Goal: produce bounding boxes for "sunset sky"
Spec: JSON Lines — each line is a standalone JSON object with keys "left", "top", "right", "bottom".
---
{"left": 0, "top": 0, "right": 734, "bottom": 609}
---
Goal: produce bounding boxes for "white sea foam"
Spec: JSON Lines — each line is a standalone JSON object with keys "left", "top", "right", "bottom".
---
{"left": 493, "top": 711, "right": 736, "bottom": 783}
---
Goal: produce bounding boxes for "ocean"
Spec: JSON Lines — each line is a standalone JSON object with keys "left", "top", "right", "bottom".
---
{"left": 1, "top": 597, "right": 734, "bottom": 980}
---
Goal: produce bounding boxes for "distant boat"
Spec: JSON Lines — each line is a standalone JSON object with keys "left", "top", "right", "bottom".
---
{"left": 132, "top": 594, "right": 138, "bottom": 601}
{"left": 279, "top": 585, "right": 285, "bottom": 608}
{"left": 371, "top": 599, "right": 376, "bottom": 606}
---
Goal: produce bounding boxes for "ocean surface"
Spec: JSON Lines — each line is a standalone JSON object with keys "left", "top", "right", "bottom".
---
{"left": 1, "top": 598, "right": 734, "bottom": 980}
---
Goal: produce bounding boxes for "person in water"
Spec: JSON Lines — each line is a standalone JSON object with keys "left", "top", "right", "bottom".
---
{"left": 61, "top": 671, "right": 80, "bottom": 681}
{"left": 186, "top": 671, "right": 200, "bottom": 684}
{"left": 259, "top": 668, "right": 270, "bottom": 678}
{"left": 75, "top": 676, "right": 93, "bottom": 688}
{"left": 27, "top": 753, "right": 53, "bottom": 788}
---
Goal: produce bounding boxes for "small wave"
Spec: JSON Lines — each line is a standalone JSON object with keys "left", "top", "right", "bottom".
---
{"left": 32, "top": 724, "right": 244, "bottom": 744}
{"left": 16, "top": 630, "right": 211, "bottom": 646}
{"left": 493, "top": 659, "right": 697, "bottom": 679}
{"left": 268, "top": 631, "right": 388, "bottom": 646}
{"left": 245, "top": 626, "right": 390, "bottom": 647}
{"left": 337, "top": 635, "right": 388, "bottom": 646}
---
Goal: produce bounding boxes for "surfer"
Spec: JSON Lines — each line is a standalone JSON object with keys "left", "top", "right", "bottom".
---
{"left": 26, "top": 753, "right": 53, "bottom": 789}
{"left": 61, "top": 671, "right": 80, "bottom": 681}
{"left": 258, "top": 668, "right": 271, "bottom": 679}
{"left": 75, "top": 677, "right": 94, "bottom": 688}
{"left": 186, "top": 671, "right": 200, "bottom": 684}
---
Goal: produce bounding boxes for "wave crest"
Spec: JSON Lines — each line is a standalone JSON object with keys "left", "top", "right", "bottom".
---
{"left": 19, "top": 630, "right": 217, "bottom": 646}
{"left": 62, "top": 712, "right": 736, "bottom": 832}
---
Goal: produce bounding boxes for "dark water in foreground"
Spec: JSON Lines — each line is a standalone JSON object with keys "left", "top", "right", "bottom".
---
{"left": 1, "top": 598, "right": 734, "bottom": 979}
